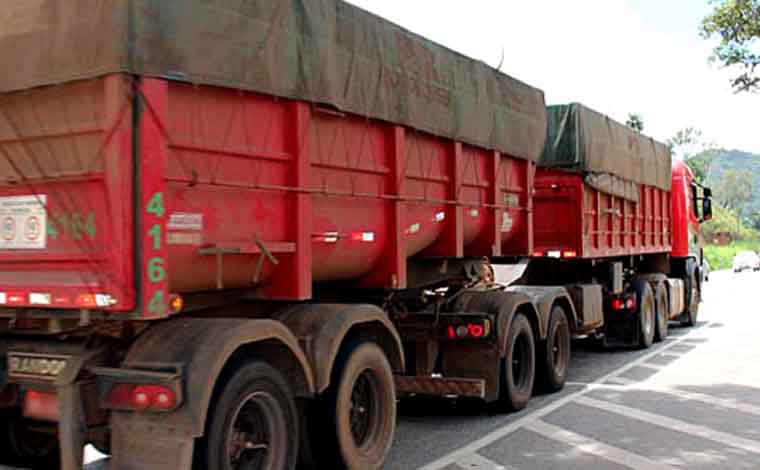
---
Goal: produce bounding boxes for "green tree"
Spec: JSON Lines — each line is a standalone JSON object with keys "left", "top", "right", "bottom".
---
{"left": 667, "top": 127, "right": 719, "bottom": 184}
{"left": 626, "top": 113, "right": 644, "bottom": 132}
{"left": 702, "top": 0, "right": 760, "bottom": 92}
{"left": 715, "top": 169, "right": 754, "bottom": 233}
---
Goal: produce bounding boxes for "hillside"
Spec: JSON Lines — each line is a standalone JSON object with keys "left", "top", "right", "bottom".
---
{"left": 707, "top": 150, "right": 760, "bottom": 215}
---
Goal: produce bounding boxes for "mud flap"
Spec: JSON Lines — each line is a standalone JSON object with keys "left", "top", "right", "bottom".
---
{"left": 110, "top": 416, "right": 195, "bottom": 470}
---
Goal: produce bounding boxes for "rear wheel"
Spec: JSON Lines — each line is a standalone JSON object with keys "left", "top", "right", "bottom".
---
{"left": 634, "top": 281, "right": 655, "bottom": 349}
{"left": 654, "top": 282, "right": 669, "bottom": 342}
{"left": 681, "top": 270, "right": 700, "bottom": 327}
{"left": 0, "top": 409, "right": 60, "bottom": 469}
{"left": 198, "top": 361, "right": 298, "bottom": 470}
{"left": 306, "top": 341, "right": 395, "bottom": 470}
{"left": 537, "top": 306, "right": 570, "bottom": 393}
{"left": 498, "top": 313, "right": 535, "bottom": 411}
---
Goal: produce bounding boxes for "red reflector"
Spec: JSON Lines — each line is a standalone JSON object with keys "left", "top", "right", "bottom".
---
{"left": 532, "top": 251, "right": 544, "bottom": 257}
{"left": 76, "top": 294, "right": 97, "bottom": 307}
{"left": 107, "top": 384, "right": 176, "bottom": 412}
{"left": 611, "top": 298, "right": 625, "bottom": 310}
{"left": 7, "top": 293, "right": 26, "bottom": 305}
{"left": 626, "top": 298, "right": 636, "bottom": 310}
{"left": 24, "top": 389, "right": 59, "bottom": 422}
{"left": 447, "top": 326, "right": 456, "bottom": 339}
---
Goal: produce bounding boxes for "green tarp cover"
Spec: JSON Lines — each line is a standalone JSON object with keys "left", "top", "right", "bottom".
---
{"left": 0, "top": 0, "right": 547, "bottom": 163}
{"left": 542, "top": 104, "right": 672, "bottom": 194}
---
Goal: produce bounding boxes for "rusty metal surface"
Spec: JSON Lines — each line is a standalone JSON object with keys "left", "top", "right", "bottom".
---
{"left": 394, "top": 375, "right": 486, "bottom": 399}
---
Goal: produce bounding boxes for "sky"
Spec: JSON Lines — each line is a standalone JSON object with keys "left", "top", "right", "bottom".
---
{"left": 345, "top": 0, "right": 760, "bottom": 154}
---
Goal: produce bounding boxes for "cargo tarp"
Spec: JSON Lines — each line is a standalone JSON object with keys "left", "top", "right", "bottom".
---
{"left": 0, "top": 0, "right": 547, "bottom": 163}
{"left": 541, "top": 104, "right": 672, "bottom": 198}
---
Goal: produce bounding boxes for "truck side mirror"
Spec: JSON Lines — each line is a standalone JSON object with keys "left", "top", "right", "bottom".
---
{"left": 703, "top": 187, "right": 712, "bottom": 198}
{"left": 702, "top": 197, "right": 713, "bottom": 222}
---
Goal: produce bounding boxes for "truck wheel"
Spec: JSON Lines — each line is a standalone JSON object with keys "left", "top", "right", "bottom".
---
{"left": 498, "top": 313, "right": 536, "bottom": 411}
{"left": 537, "top": 306, "right": 570, "bottom": 393}
{"left": 0, "top": 409, "right": 59, "bottom": 468}
{"left": 654, "top": 282, "right": 669, "bottom": 342}
{"left": 681, "top": 270, "right": 700, "bottom": 327}
{"left": 310, "top": 341, "right": 395, "bottom": 469}
{"left": 198, "top": 361, "right": 298, "bottom": 470}
{"left": 634, "top": 281, "right": 655, "bottom": 349}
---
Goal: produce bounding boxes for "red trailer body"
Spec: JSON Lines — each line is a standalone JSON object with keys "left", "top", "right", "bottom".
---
{"left": 533, "top": 168, "right": 672, "bottom": 259}
{"left": 0, "top": 75, "right": 534, "bottom": 317}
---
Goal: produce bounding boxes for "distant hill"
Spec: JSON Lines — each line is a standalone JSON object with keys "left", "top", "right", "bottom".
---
{"left": 707, "top": 150, "right": 760, "bottom": 215}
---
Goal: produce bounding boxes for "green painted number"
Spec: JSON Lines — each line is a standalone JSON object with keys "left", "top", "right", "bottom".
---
{"left": 147, "top": 257, "right": 166, "bottom": 283}
{"left": 146, "top": 192, "right": 165, "bottom": 217}
{"left": 46, "top": 212, "right": 96, "bottom": 240}
{"left": 47, "top": 220, "right": 58, "bottom": 239}
{"left": 147, "top": 290, "right": 165, "bottom": 314}
{"left": 148, "top": 224, "right": 162, "bottom": 250}
{"left": 85, "top": 212, "right": 96, "bottom": 239}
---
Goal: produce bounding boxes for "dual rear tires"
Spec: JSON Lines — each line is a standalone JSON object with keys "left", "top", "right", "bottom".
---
{"left": 198, "top": 341, "right": 396, "bottom": 470}
{"left": 498, "top": 306, "right": 570, "bottom": 411}
{"left": 303, "top": 341, "right": 395, "bottom": 470}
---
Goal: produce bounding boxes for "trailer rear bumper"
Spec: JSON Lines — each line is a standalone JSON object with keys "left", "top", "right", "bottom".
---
{"left": 394, "top": 375, "right": 486, "bottom": 399}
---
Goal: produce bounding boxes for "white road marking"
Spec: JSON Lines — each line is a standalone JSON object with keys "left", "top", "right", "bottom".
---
{"left": 575, "top": 396, "right": 760, "bottom": 455}
{"left": 526, "top": 420, "right": 677, "bottom": 470}
{"left": 604, "top": 376, "right": 637, "bottom": 386}
{"left": 635, "top": 363, "right": 663, "bottom": 371}
{"left": 455, "top": 453, "right": 508, "bottom": 470}
{"left": 417, "top": 322, "right": 711, "bottom": 470}
{"left": 579, "top": 381, "right": 760, "bottom": 417}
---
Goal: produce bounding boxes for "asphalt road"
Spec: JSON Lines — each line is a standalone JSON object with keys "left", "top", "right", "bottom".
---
{"left": 386, "top": 269, "right": 760, "bottom": 469}
{"left": 5, "top": 269, "right": 759, "bottom": 470}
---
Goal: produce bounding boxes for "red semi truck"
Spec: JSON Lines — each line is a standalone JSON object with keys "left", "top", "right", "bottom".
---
{"left": 0, "top": 2, "right": 711, "bottom": 470}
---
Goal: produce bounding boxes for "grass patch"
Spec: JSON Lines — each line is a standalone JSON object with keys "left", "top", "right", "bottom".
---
{"left": 704, "top": 240, "right": 760, "bottom": 271}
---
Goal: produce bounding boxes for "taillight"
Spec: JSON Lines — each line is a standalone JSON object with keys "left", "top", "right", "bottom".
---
{"left": 105, "top": 384, "right": 177, "bottom": 412}
{"left": 446, "top": 320, "right": 491, "bottom": 340}
{"left": 611, "top": 297, "right": 637, "bottom": 311}
{"left": 24, "top": 389, "right": 59, "bottom": 422}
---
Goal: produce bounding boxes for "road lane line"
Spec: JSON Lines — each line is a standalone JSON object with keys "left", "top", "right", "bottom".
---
{"left": 636, "top": 363, "right": 663, "bottom": 371}
{"left": 604, "top": 376, "right": 637, "bottom": 386}
{"left": 455, "top": 453, "right": 508, "bottom": 470}
{"left": 417, "top": 322, "right": 711, "bottom": 470}
{"left": 526, "top": 420, "right": 677, "bottom": 470}
{"left": 575, "top": 396, "right": 760, "bottom": 455}
{"left": 580, "top": 381, "right": 760, "bottom": 417}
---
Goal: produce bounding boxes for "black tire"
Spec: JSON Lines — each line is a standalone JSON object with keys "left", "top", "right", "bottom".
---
{"left": 498, "top": 313, "right": 536, "bottom": 411}
{"left": 306, "top": 341, "right": 395, "bottom": 470}
{"left": 681, "top": 270, "right": 700, "bottom": 327}
{"left": 197, "top": 361, "right": 299, "bottom": 470}
{"left": 537, "top": 305, "right": 570, "bottom": 393}
{"left": 654, "top": 282, "right": 669, "bottom": 342}
{"left": 633, "top": 281, "right": 655, "bottom": 349}
{"left": 0, "top": 408, "right": 60, "bottom": 469}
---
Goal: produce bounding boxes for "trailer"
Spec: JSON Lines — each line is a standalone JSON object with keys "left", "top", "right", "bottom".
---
{"left": 524, "top": 104, "right": 711, "bottom": 348}
{"left": 0, "top": 3, "right": 712, "bottom": 470}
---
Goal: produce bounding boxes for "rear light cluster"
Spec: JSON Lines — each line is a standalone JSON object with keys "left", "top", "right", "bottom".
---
{"left": 532, "top": 250, "right": 577, "bottom": 259}
{"left": 0, "top": 291, "right": 117, "bottom": 308}
{"left": 105, "top": 384, "right": 177, "bottom": 412}
{"left": 611, "top": 297, "right": 637, "bottom": 311}
{"left": 445, "top": 320, "right": 491, "bottom": 340}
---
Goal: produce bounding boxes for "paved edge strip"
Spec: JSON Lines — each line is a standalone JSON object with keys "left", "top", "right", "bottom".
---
{"left": 455, "top": 452, "right": 508, "bottom": 470}
{"left": 526, "top": 420, "right": 677, "bottom": 470}
{"left": 417, "top": 322, "right": 711, "bottom": 470}
{"left": 575, "top": 396, "right": 760, "bottom": 455}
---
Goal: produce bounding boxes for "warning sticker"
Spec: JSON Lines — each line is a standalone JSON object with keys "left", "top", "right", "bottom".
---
{"left": 0, "top": 195, "right": 47, "bottom": 250}
{"left": 168, "top": 212, "right": 203, "bottom": 231}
